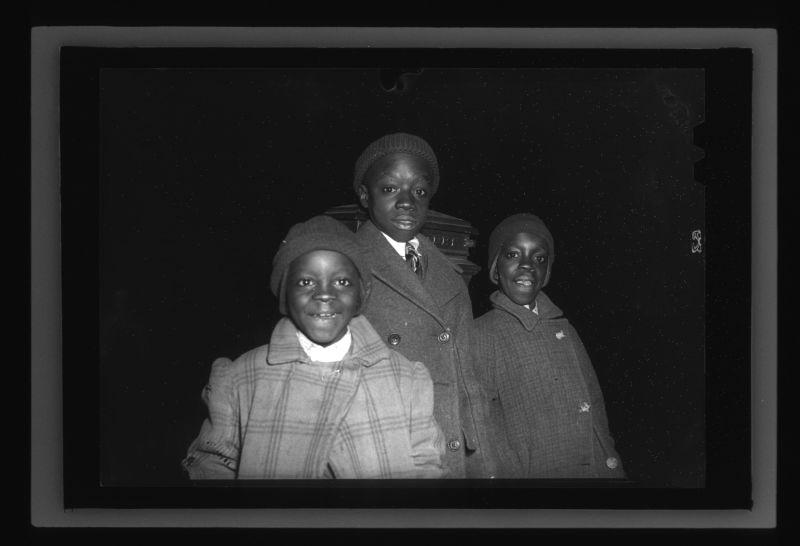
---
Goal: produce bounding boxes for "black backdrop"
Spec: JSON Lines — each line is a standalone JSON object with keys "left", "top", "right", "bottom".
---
{"left": 93, "top": 61, "right": 709, "bottom": 488}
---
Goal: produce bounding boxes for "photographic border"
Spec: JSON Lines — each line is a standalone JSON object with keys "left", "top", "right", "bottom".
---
{"left": 31, "top": 27, "right": 777, "bottom": 528}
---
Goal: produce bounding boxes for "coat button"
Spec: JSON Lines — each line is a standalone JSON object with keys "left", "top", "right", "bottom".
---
{"left": 447, "top": 439, "right": 461, "bottom": 451}
{"left": 437, "top": 331, "right": 451, "bottom": 343}
{"left": 579, "top": 401, "right": 591, "bottom": 413}
{"left": 388, "top": 333, "right": 401, "bottom": 346}
{"left": 606, "top": 457, "right": 618, "bottom": 469}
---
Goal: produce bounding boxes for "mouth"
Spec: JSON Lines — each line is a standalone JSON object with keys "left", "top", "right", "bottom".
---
{"left": 513, "top": 276, "right": 537, "bottom": 288}
{"left": 392, "top": 216, "right": 417, "bottom": 229}
{"left": 310, "top": 312, "right": 340, "bottom": 320}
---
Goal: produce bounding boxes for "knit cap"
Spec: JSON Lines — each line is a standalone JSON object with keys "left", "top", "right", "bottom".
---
{"left": 352, "top": 132, "right": 440, "bottom": 194}
{"left": 270, "top": 215, "right": 371, "bottom": 315}
{"left": 487, "top": 213, "right": 555, "bottom": 286}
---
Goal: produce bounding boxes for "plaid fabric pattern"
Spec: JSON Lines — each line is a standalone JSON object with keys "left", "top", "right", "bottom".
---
{"left": 473, "top": 290, "right": 625, "bottom": 479}
{"left": 355, "top": 221, "right": 496, "bottom": 479}
{"left": 182, "top": 314, "right": 444, "bottom": 479}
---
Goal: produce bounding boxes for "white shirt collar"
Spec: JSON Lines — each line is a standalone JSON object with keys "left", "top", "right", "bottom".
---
{"left": 296, "top": 328, "right": 352, "bottom": 363}
{"left": 380, "top": 231, "right": 420, "bottom": 259}
{"left": 524, "top": 301, "right": 539, "bottom": 315}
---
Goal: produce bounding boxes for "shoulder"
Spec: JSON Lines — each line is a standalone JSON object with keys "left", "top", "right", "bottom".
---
{"left": 233, "top": 344, "right": 271, "bottom": 370}
{"left": 388, "top": 348, "right": 431, "bottom": 376}
{"left": 475, "top": 308, "right": 500, "bottom": 325}
{"left": 207, "top": 344, "right": 272, "bottom": 388}
{"left": 419, "top": 234, "right": 462, "bottom": 272}
{"left": 354, "top": 220, "right": 383, "bottom": 247}
{"left": 475, "top": 308, "right": 513, "bottom": 331}
{"left": 536, "top": 291, "right": 565, "bottom": 320}
{"left": 382, "top": 350, "right": 434, "bottom": 392}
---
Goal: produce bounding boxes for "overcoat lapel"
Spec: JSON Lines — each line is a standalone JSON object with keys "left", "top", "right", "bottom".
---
{"left": 356, "top": 221, "right": 448, "bottom": 324}
{"left": 417, "top": 235, "right": 462, "bottom": 311}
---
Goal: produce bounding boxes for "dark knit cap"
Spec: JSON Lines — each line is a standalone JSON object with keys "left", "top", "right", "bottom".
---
{"left": 270, "top": 215, "right": 370, "bottom": 315}
{"left": 487, "top": 213, "right": 555, "bottom": 286}
{"left": 352, "top": 132, "right": 440, "bottom": 194}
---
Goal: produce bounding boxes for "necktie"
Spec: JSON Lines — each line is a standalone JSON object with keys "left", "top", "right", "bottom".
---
{"left": 405, "top": 242, "right": 422, "bottom": 277}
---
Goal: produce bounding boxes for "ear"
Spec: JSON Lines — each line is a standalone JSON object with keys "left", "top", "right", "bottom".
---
{"left": 355, "top": 275, "right": 370, "bottom": 315}
{"left": 489, "top": 258, "right": 500, "bottom": 286}
{"left": 357, "top": 184, "right": 369, "bottom": 208}
{"left": 543, "top": 261, "right": 552, "bottom": 287}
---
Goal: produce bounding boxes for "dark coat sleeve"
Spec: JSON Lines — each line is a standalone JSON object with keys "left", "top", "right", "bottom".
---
{"left": 568, "top": 323, "right": 626, "bottom": 478}
{"left": 470, "top": 317, "right": 526, "bottom": 478}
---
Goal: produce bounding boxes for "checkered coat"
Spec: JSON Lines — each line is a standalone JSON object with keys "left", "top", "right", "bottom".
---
{"left": 354, "top": 220, "right": 496, "bottom": 478}
{"left": 181, "top": 314, "right": 444, "bottom": 479}
{"left": 473, "top": 290, "right": 625, "bottom": 479}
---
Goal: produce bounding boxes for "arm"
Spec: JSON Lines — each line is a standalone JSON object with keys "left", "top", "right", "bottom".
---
{"left": 569, "top": 325, "right": 626, "bottom": 478}
{"left": 181, "top": 357, "right": 241, "bottom": 480}
{"left": 471, "top": 325, "right": 524, "bottom": 478}
{"left": 407, "top": 360, "right": 445, "bottom": 478}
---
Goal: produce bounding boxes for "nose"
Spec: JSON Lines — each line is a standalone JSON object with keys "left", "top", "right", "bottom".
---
{"left": 313, "top": 282, "right": 335, "bottom": 302}
{"left": 395, "top": 188, "right": 415, "bottom": 210}
{"left": 518, "top": 255, "right": 534, "bottom": 270}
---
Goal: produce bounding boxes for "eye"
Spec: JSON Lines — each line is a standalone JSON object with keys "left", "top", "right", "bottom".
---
{"left": 335, "top": 278, "right": 353, "bottom": 287}
{"left": 504, "top": 250, "right": 519, "bottom": 259}
{"left": 297, "top": 278, "right": 314, "bottom": 287}
{"left": 414, "top": 187, "right": 428, "bottom": 197}
{"left": 533, "top": 255, "right": 547, "bottom": 264}
{"left": 381, "top": 185, "right": 398, "bottom": 193}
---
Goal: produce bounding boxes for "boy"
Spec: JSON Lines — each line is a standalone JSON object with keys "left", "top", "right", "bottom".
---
{"left": 474, "top": 213, "right": 625, "bottom": 479}
{"left": 182, "top": 215, "right": 444, "bottom": 479}
{"left": 352, "top": 132, "right": 495, "bottom": 478}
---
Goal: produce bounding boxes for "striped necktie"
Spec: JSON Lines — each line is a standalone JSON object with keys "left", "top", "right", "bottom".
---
{"left": 405, "top": 242, "right": 422, "bottom": 277}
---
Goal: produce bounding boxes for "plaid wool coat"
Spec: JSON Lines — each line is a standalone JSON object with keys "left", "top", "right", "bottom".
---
{"left": 473, "top": 290, "right": 625, "bottom": 479}
{"left": 181, "top": 314, "right": 444, "bottom": 479}
{"left": 355, "top": 220, "right": 496, "bottom": 479}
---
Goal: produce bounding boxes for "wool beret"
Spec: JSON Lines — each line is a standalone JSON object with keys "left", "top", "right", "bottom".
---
{"left": 352, "top": 132, "right": 440, "bottom": 194}
{"left": 270, "top": 215, "right": 371, "bottom": 315}
{"left": 487, "top": 213, "right": 555, "bottom": 286}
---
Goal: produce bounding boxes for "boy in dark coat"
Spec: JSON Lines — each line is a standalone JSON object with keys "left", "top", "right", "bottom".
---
{"left": 474, "top": 213, "right": 625, "bottom": 479}
{"left": 353, "top": 132, "right": 495, "bottom": 478}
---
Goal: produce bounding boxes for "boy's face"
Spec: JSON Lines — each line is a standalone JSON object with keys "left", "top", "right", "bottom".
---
{"left": 286, "top": 250, "right": 361, "bottom": 347}
{"left": 357, "top": 152, "right": 433, "bottom": 242}
{"left": 494, "top": 232, "right": 551, "bottom": 307}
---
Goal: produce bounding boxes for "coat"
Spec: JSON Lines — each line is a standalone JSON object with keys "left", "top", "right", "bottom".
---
{"left": 473, "top": 290, "right": 625, "bottom": 479}
{"left": 354, "top": 220, "right": 495, "bottom": 478}
{"left": 181, "top": 314, "right": 444, "bottom": 479}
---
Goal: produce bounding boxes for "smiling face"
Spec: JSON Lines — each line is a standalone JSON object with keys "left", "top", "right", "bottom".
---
{"left": 285, "top": 250, "right": 362, "bottom": 346}
{"left": 357, "top": 152, "right": 434, "bottom": 242}
{"left": 494, "top": 232, "right": 551, "bottom": 307}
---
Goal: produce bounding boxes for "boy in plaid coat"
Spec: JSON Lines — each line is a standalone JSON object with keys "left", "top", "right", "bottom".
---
{"left": 473, "top": 213, "right": 626, "bottom": 479}
{"left": 182, "top": 215, "right": 444, "bottom": 479}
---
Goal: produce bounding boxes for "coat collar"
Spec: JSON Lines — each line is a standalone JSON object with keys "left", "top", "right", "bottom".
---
{"left": 355, "top": 220, "right": 461, "bottom": 322}
{"left": 489, "top": 289, "right": 563, "bottom": 331}
{"left": 266, "top": 314, "right": 391, "bottom": 367}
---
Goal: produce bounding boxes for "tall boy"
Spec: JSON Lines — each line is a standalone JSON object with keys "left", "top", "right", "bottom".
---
{"left": 352, "top": 132, "right": 494, "bottom": 478}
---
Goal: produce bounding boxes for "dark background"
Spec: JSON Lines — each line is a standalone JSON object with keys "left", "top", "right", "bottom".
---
{"left": 96, "top": 65, "right": 706, "bottom": 488}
